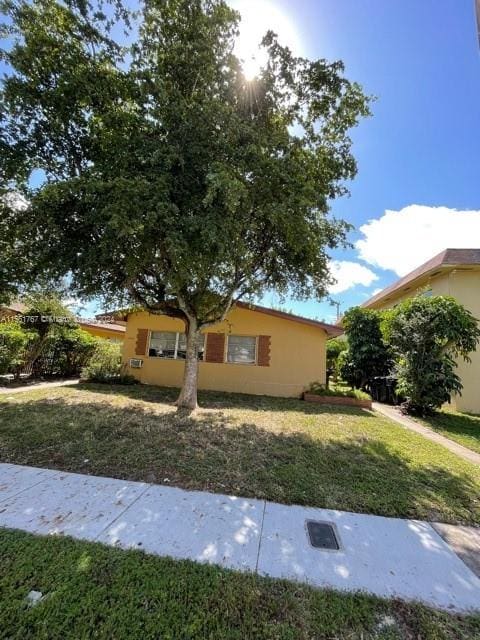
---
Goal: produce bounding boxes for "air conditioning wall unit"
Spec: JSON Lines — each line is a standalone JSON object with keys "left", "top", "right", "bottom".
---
{"left": 129, "top": 358, "right": 144, "bottom": 368}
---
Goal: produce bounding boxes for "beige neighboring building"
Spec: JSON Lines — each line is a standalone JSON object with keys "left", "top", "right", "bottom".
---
{"left": 362, "top": 249, "right": 480, "bottom": 414}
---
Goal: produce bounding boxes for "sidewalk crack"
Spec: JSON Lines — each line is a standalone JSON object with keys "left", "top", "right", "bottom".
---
{"left": 93, "top": 483, "right": 152, "bottom": 542}
{"left": 255, "top": 500, "right": 267, "bottom": 573}
{"left": 0, "top": 467, "right": 63, "bottom": 505}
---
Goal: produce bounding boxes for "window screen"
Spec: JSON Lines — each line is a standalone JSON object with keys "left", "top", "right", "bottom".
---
{"left": 149, "top": 331, "right": 177, "bottom": 358}
{"left": 149, "top": 332, "right": 206, "bottom": 360}
{"left": 227, "top": 335, "right": 256, "bottom": 364}
{"left": 176, "top": 333, "right": 206, "bottom": 360}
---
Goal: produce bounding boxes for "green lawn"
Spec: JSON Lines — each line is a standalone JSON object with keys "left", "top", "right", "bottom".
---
{"left": 420, "top": 409, "right": 480, "bottom": 455}
{"left": 1, "top": 528, "right": 479, "bottom": 640}
{"left": 1, "top": 383, "right": 480, "bottom": 524}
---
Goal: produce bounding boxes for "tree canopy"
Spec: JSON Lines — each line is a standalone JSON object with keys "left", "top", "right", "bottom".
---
{"left": 0, "top": 0, "right": 371, "bottom": 407}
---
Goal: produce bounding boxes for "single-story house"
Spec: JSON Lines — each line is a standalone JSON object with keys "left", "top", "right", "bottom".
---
{"left": 362, "top": 248, "right": 480, "bottom": 414}
{"left": 0, "top": 302, "right": 126, "bottom": 342}
{"left": 121, "top": 302, "right": 342, "bottom": 397}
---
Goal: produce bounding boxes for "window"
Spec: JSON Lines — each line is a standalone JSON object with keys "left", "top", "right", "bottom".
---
{"left": 227, "top": 335, "right": 257, "bottom": 364}
{"left": 149, "top": 331, "right": 176, "bottom": 359}
{"left": 149, "top": 332, "right": 206, "bottom": 360}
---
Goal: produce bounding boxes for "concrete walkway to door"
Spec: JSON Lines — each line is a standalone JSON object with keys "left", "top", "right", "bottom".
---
{"left": 0, "top": 379, "right": 79, "bottom": 395}
{"left": 373, "top": 402, "right": 480, "bottom": 466}
{"left": 1, "top": 462, "right": 480, "bottom": 614}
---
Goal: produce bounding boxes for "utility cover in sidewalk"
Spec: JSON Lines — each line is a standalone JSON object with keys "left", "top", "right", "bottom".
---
{"left": 306, "top": 520, "right": 340, "bottom": 550}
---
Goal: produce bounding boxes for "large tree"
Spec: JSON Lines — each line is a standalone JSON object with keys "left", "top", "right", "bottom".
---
{"left": 0, "top": 0, "right": 370, "bottom": 408}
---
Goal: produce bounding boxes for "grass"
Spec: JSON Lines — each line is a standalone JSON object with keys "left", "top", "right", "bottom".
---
{"left": 1, "top": 528, "right": 479, "bottom": 640}
{"left": 419, "top": 409, "right": 480, "bottom": 454}
{"left": 1, "top": 383, "right": 480, "bottom": 524}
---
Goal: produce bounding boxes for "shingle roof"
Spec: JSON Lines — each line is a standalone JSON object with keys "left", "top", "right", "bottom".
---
{"left": 363, "top": 249, "right": 480, "bottom": 308}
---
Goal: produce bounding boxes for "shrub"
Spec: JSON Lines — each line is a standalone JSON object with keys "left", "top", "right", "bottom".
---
{"left": 81, "top": 340, "right": 121, "bottom": 382}
{"left": 54, "top": 328, "right": 98, "bottom": 376}
{"left": 307, "top": 381, "right": 371, "bottom": 400}
{"left": 81, "top": 340, "right": 136, "bottom": 384}
{"left": 384, "top": 295, "right": 480, "bottom": 415}
{"left": 0, "top": 321, "right": 32, "bottom": 376}
{"left": 19, "top": 291, "right": 77, "bottom": 373}
{"left": 326, "top": 338, "right": 347, "bottom": 382}
{"left": 339, "top": 307, "right": 392, "bottom": 391}
{"left": 32, "top": 327, "right": 97, "bottom": 378}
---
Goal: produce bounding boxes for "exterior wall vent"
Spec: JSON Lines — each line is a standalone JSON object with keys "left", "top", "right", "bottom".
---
{"left": 129, "top": 358, "right": 144, "bottom": 368}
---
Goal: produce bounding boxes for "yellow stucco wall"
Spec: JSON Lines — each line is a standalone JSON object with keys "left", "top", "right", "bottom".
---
{"left": 122, "top": 306, "right": 327, "bottom": 397}
{"left": 369, "top": 268, "right": 480, "bottom": 414}
{"left": 445, "top": 271, "right": 480, "bottom": 414}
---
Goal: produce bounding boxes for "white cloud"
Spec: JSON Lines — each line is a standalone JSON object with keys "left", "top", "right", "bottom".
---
{"left": 356, "top": 205, "right": 480, "bottom": 276}
{"left": 370, "top": 288, "right": 382, "bottom": 297}
{"left": 329, "top": 260, "right": 378, "bottom": 294}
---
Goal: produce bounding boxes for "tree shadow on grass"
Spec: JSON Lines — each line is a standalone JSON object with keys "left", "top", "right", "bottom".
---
{"left": 1, "top": 396, "right": 479, "bottom": 525}
{"left": 75, "top": 382, "right": 377, "bottom": 418}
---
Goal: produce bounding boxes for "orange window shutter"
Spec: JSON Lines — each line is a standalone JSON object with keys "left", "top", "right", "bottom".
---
{"left": 257, "top": 335, "right": 271, "bottom": 366}
{"left": 135, "top": 329, "right": 149, "bottom": 356}
{"left": 205, "top": 333, "right": 225, "bottom": 363}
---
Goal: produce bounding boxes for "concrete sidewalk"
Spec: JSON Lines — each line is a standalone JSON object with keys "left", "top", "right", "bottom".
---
{"left": 0, "top": 379, "right": 80, "bottom": 395}
{"left": 0, "top": 463, "right": 479, "bottom": 613}
{"left": 373, "top": 402, "right": 480, "bottom": 465}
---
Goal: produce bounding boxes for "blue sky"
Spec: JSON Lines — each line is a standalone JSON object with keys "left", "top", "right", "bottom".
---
{"left": 4, "top": 0, "right": 480, "bottom": 322}
{"left": 248, "top": 0, "right": 480, "bottom": 322}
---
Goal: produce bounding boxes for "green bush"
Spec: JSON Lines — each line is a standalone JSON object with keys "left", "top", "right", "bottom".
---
{"left": 81, "top": 340, "right": 136, "bottom": 384}
{"left": 339, "top": 307, "right": 392, "bottom": 392}
{"left": 33, "top": 327, "right": 97, "bottom": 378}
{"left": 2, "top": 291, "right": 115, "bottom": 380}
{"left": 81, "top": 340, "right": 121, "bottom": 382}
{"left": 55, "top": 328, "right": 98, "bottom": 376}
{"left": 17, "top": 291, "right": 78, "bottom": 376}
{"left": 307, "top": 381, "right": 371, "bottom": 400}
{"left": 0, "top": 321, "right": 32, "bottom": 376}
{"left": 384, "top": 295, "right": 480, "bottom": 415}
{"left": 326, "top": 338, "right": 347, "bottom": 382}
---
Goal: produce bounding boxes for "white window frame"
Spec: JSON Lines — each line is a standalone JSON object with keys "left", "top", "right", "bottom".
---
{"left": 148, "top": 331, "right": 206, "bottom": 360}
{"left": 226, "top": 334, "right": 258, "bottom": 365}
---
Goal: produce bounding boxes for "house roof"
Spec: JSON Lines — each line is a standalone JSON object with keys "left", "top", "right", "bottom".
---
{"left": 106, "top": 301, "right": 343, "bottom": 337}
{"left": 363, "top": 248, "right": 480, "bottom": 309}
{"left": 5, "top": 301, "right": 27, "bottom": 313}
{"left": 79, "top": 320, "right": 126, "bottom": 334}
{"left": 235, "top": 302, "right": 343, "bottom": 337}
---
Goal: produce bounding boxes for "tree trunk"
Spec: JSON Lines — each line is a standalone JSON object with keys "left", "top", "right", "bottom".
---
{"left": 176, "top": 319, "right": 200, "bottom": 411}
